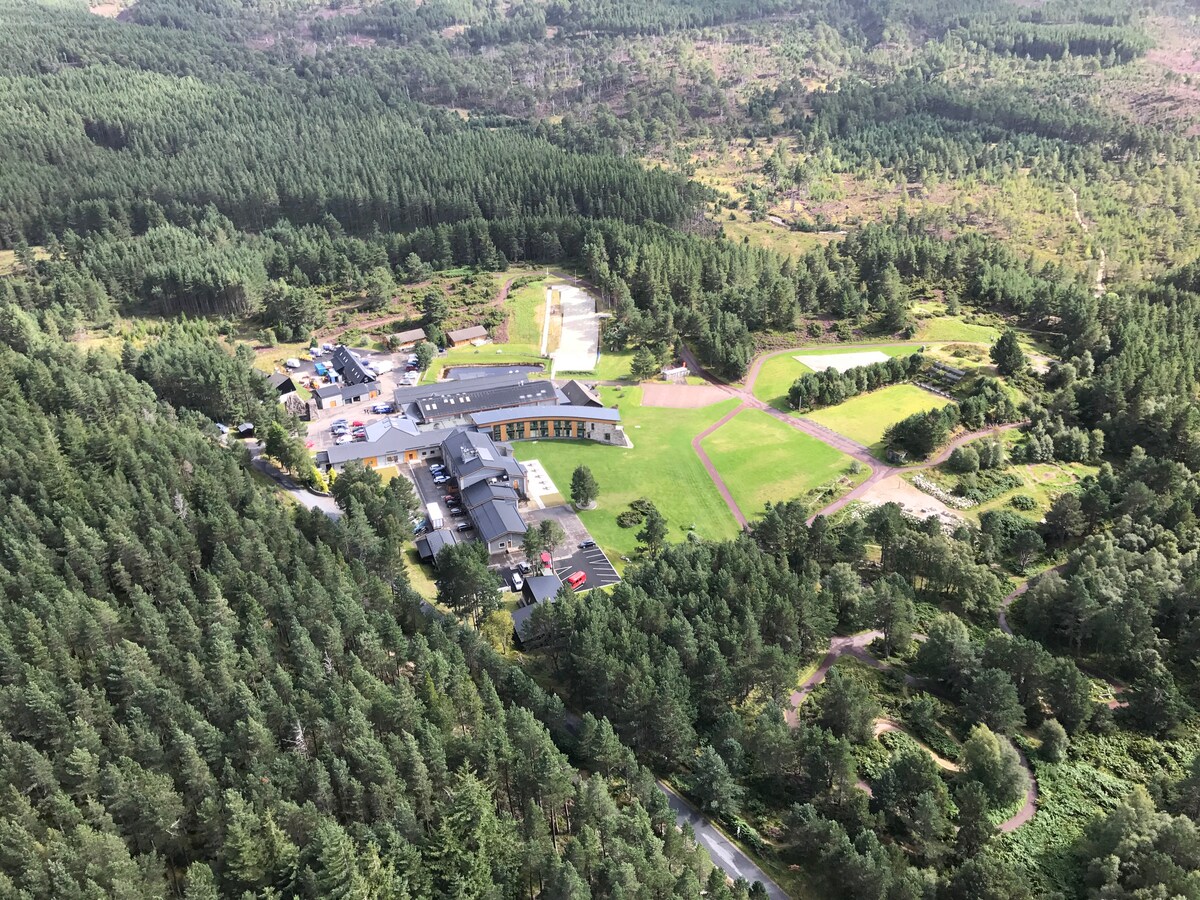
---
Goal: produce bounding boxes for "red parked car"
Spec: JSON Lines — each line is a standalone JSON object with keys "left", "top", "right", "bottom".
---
{"left": 565, "top": 571, "right": 587, "bottom": 590}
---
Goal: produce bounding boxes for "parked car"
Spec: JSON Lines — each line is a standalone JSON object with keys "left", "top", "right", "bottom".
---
{"left": 565, "top": 571, "right": 587, "bottom": 590}
{"left": 517, "top": 561, "right": 532, "bottom": 575}
{"left": 578, "top": 540, "right": 597, "bottom": 550}
{"left": 456, "top": 522, "right": 474, "bottom": 532}
{"left": 331, "top": 418, "right": 348, "bottom": 427}
{"left": 284, "top": 358, "right": 301, "bottom": 369}
{"left": 450, "top": 510, "right": 466, "bottom": 518}
{"left": 433, "top": 476, "right": 450, "bottom": 485}
{"left": 371, "top": 403, "right": 394, "bottom": 414}
{"left": 511, "top": 572, "right": 524, "bottom": 591}
{"left": 351, "top": 421, "right": 365, "bottom": 427}
{"left": 335, "top": 436, "right": 352, "bottom": 445}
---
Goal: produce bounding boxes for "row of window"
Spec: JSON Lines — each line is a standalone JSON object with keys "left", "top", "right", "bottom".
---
{"left": 489, "top": 419, "right": 596, "bottom": 441}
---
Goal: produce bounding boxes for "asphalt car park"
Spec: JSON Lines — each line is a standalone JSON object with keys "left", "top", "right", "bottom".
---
{"left": 553, "top": 543, "right": 621, "bottom": 593}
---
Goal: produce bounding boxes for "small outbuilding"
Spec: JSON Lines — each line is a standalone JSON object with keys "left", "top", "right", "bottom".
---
{"left": 446, "top": 325, "right": 489, "bottom": 348}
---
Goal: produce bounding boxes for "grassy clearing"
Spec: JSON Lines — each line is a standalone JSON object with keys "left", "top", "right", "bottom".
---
{"left": 700, "top": 409, "right": 862, "bottom": 517}
{"left": 915, "top": 316, "right": 1000, "bottom": 343}
{"left": 968, "top": 461, "right": 1097, "bottom": 523}
{"left": 805, "top": 384, "right": 951, "bottom": 453}
{"left": 752, "top": 344, "right": 920, "bottom": 410}
{"left": 505, "top": 278, "right": 549, "bottom": 347}
{"left": 511, "top": 386, "right": 741, "bottom": 559}
{"left": 403, "top": 548, "right": 439, "bottom": 601}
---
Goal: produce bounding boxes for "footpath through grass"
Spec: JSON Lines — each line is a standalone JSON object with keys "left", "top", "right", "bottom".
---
{"left": 804, "top": 384, "right": 952, "bottom": 454}
{"left": 700, "top": 409, "right": 862, "bottom": 517}
{"left": 511, "top": 386, "right": 741, "bottom": 559}
{"left": 752, "top": 344, "right": 920, "bottom": 410}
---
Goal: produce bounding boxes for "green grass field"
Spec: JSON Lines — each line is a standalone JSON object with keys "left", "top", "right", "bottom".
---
{"left": 511, "top": 387, "right": 741, "bottom": 559}
{"left": 504, "top": 277, "right": 549, "bottom": 346}
{"left": 700, "top": 409, "right": 862, "bottom": 517}
{"left": 805, "top": 384, "right": 951, "bottom": 454}
{"left": 752, "top": 344, "right": 921, "bottom": 410}
{"left": 558, "top": 348, "right": 633, "bottom": 381}
{"left": 915, "top": 316, "right": 1000, "bottom": 343}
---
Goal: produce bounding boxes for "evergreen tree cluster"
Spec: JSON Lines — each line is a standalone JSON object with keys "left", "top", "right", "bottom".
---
{"left": 0, "top": 326, "right": 719, "bottom": 899}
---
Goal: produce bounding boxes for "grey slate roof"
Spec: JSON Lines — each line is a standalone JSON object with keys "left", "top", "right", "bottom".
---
{"left": 415, "top": 380, "right": 556, "bottom": 423}
{"left": 415, "top": 528, "right": 456, "bottom": 562}
{"left": 469, "top": 499, "right": 527, "bottom": 544}
{"left": 440, "top": 430, "right": 525, "bottom": 488}
{"left": 332, "top": 346, "right": 377, "bottom": 386}
{"left": 559, "top": 379, "right": 603, "bottom": 407}
{"left": 460, "top": 480, "right": 520, "bottom": 510}
{"left": 512, "top": 574, "right": 564, "bottom": 637}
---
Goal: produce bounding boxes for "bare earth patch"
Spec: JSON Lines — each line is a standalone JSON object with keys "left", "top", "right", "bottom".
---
{"left": 641, "top": 383, "right": 730, "bottom": 409}
{"left": 858, "top": 473, "right": 962, "bottom": 526}
{"left": 89, "top": 3, "right": 123, "bottom": 17}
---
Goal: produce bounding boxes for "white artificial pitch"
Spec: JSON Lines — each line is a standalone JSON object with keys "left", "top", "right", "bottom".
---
{"left": 793, "top": 350, "right": 892, "bottom": 373}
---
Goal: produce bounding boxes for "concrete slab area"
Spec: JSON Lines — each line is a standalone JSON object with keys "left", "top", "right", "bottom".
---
{"left": 794, "top": 349, "right": 891, "bottom": 373}
{"left": 551, "top": 283, "right": 600, "bottom": 373}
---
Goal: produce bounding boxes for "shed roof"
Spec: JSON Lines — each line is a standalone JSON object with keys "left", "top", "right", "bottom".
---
{"left": 447, "top": 324, "right": 488, "bottom": 343}
{"left": 470, "top": 499, "right": 527, "bottom": 543}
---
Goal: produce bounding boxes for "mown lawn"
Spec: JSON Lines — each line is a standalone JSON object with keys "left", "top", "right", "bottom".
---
{"left": 752, "top": 344, "right": 920, "bottom": 410}
{"left": 915, "top": 316, "right": 1000, "bottom": 342}
{"left": 511, "top": 386, "right": 741, "bottom": 559}
{"left": 700, "top": 409, "right": 861, "bottom": 517}
{"left": 559, "top": 348, "right": 633, "bottom": 382}
{"left": 804, "top": 384, "right": 951, "bottom": 453}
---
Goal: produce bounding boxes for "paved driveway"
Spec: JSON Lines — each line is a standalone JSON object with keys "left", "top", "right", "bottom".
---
{"left": 552, "top": 284, "right": 599, "bottom": 373}
{"left": 656, "top": 782, "right": 789, "bottom": 899}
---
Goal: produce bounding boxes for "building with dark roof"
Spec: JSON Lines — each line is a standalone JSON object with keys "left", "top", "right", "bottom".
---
{"left": 415, "top": 528, "right": 457, "bottom": 564}
{"left": 267, "top": 373, "right": 300, "bottom": 396}
{"left": 469, "top": 497, "right": 527, "bottom": 553}
{"left": 459, "top": 480, "right": 520, "bottom": 511}
{"left": 331, "top": 346, "right": 378, "bottom": 387}
{"left": 412, "top": 380, "right": 557, "bottom": 425}
{"left": 512, "top": 574, "right": 565, "bottom": 646}
{"left": 440, "top": 429, "right": 526, "bottom": 495}
{"left": 559, "top": 379, "right": 603, "bottom": 408}
{"left": 446, "top": 324, "right": 489, "bottom": 347}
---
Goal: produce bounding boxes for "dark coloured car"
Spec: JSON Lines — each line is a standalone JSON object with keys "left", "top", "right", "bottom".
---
{"left": 578, "top": 540, "right": 597, "bottom": 550}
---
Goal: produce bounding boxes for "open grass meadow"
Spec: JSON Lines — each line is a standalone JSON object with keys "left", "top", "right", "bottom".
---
{"left": 701, "top": 409, "right": 862, "bottom": 517}
{"left": 504, "top": 276, "right": 550, "bottom": 347}
{"left": 752, "top": 344, "right": 921, "bottom": 410}
{"left": 914, "top": 315, "right": 1000, "bottom": 343}
{"left": 511, "top": 386, "right": 741, "bottom": 559}
{"left": 804, "top": 384, "right": 952, "bottom": 453}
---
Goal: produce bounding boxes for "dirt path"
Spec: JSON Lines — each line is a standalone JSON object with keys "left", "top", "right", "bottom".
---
{"left": 692, "top": 403, "right": 750, "bottom": 528}
{"left": 678, "top": 344, "right": 1027, "bottom": 528}
{"left": 787, "top": 629, "right": 1037, "bottom": 832}
{"left": 1069, "top": 187, "right": 1107, "bottom": 297}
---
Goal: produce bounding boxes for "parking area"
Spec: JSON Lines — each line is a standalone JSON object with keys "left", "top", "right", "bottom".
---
{"left": 409, "top": 461, "right": 474, "bottom": 539}
{"left": 553, "top": 544, "right": 620, "bottom": 593}
{"left": 524, "top": 504, "right": 621, "bottom": 592}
